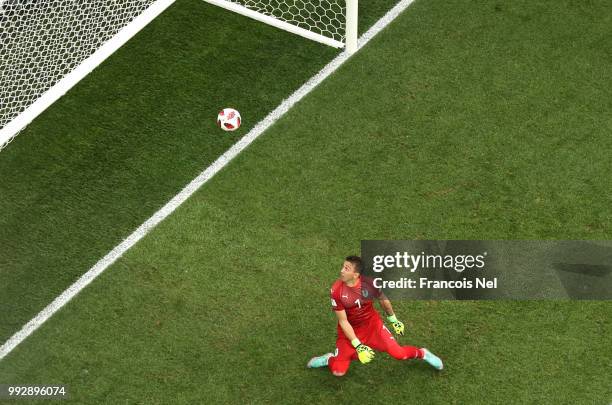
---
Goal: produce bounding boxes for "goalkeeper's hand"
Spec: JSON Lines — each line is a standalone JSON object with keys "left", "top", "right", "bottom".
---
{"left": 351, "top": 339, "right": 375, "bottom": 364}
{"left": 387, "top": 314, "right": 405, "bottom": 336}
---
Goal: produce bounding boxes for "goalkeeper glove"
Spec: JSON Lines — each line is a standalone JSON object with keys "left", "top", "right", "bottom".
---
{"left": 351, "top": 339, "right": 375, "bottom": 364}
{"left": 387, "top": 314, "right": 405, "bottom": 336}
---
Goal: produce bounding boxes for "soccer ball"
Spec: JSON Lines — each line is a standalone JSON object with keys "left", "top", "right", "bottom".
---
{"left": 217, "top": 108, "right": 241, "bottom": 132}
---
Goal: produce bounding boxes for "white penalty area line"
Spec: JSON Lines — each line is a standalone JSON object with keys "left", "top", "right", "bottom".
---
{"left": 0, "top": 0, "right": 417, "bottom": 362}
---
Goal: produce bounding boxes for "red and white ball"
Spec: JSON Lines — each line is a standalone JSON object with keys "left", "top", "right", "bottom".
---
{"left": 217, "top": 108, "right": 241, "bottom": 131}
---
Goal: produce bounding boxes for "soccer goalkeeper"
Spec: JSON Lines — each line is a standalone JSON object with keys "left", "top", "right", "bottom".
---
{"left": 307, "top": 256, "right": 443, "bottom": 376}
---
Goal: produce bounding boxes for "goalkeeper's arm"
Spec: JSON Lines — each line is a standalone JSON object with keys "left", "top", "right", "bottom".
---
{"left": 378, "top": 294, "right": 405, "bottom": 336}
{"left": 334, "top": 310, "right": 375, "bottom": 364}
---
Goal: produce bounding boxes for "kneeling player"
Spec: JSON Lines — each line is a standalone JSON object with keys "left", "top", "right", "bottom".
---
{"left": 307, "top": 256, "right": 443, "bottom": 376}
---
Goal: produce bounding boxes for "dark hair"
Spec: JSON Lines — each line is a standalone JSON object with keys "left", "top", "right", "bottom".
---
{"left": 345, "top": 255, "right": 363, "bottom": 273}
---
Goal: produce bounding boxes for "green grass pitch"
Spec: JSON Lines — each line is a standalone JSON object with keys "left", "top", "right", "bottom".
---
{"left": 0, "top": 0, "right": 611, "bottom": 403}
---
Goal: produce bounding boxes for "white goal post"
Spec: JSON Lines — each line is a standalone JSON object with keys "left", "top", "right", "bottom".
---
{"left": 0, "top": 0, "right": 358, "bottom": 152}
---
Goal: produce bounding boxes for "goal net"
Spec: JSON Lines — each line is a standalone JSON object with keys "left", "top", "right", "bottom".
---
{"left": 0, "top": 0, "right": 357, "bottom": 151}
{"left": 0, "top": 0, "right": 174, "bottom": 151}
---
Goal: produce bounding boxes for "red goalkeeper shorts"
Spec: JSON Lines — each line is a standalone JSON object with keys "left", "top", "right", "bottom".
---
{"left": 328, "top": 315, "right": 422, "bottom": 376}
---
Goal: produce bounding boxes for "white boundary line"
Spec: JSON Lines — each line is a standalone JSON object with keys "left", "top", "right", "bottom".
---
{"left": 0, "top": 0, "right": 417, "bottom": 362}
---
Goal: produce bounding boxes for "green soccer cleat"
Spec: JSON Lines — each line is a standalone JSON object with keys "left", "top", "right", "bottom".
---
{"left": 307, "top": 353, "right": 333, "bottom": 368}
{"left": 422, "top": 348, "right": 443, "bottom": 370}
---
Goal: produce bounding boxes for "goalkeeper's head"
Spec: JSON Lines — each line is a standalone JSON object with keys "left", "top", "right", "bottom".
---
{"left": 340, "top": 255, "right": 363, "bottom": 284}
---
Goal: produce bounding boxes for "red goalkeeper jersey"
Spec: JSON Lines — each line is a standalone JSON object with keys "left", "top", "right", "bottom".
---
{"left": 330, "top": 276, "right": 382, "bottom": 328}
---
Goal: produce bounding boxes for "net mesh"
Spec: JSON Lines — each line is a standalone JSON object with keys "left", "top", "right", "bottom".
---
{"left": 226, "top": 0, "right": 345, "bottom": 43}
{"left": 0, "top": 0, "right": 158, "bottom": 151}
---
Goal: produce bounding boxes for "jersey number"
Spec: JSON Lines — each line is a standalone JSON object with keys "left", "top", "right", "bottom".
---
{"left": 355, "top": 299, "right": 361, "bottom": 308}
